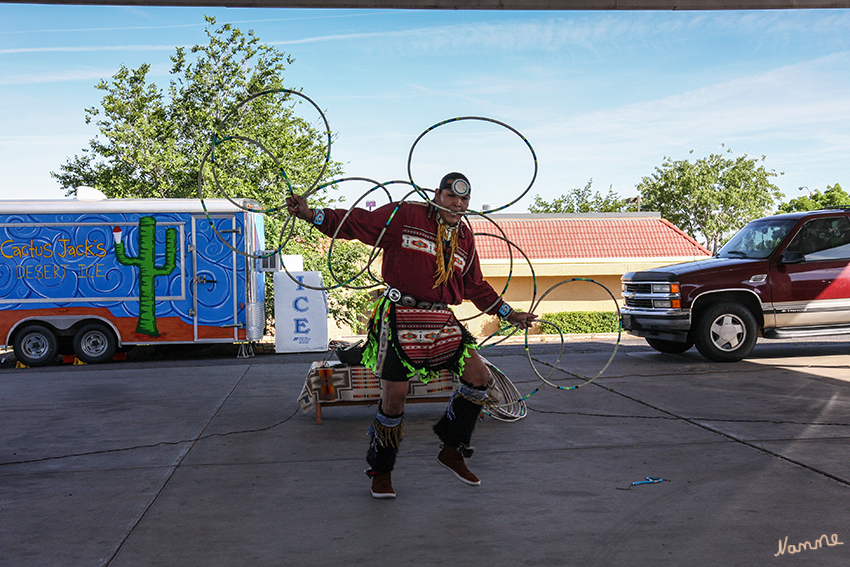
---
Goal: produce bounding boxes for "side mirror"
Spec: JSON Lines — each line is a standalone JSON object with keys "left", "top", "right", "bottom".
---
{"left": 780, "top": 250, "right": 805, "bottom": 264}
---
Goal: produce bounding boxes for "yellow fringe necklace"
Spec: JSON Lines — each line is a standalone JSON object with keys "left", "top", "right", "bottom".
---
{"left": 433, "top": 218, "right": 459, "bottom": 288}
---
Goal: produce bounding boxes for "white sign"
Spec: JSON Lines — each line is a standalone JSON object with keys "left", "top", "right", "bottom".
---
{"left": 273, "top": 271, "right": 328, "bottom": 353}
{"left": 280, "top": 255, "right": 303, "bottom": 271}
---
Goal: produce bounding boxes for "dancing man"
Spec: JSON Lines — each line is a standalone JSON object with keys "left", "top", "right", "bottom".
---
{"left": 286, "top": 173, "right": 536, "bottom": 498}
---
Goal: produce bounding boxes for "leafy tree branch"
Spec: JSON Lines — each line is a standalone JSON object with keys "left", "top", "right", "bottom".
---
{"left": 636, "top": 147, "right": 782, "bottom": 252}
{"left": 51, "top": 16, "right": 374, "bottom": 332}
{"left": 529, "top": 179, "right": 634, "bottom": 213}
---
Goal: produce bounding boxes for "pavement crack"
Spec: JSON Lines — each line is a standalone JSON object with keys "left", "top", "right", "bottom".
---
{"left": 530, "top": 356, "right": 850, "bottom": 489}
{"left": 1, "top": 403, "right": 300, "bottom": 469}
{"left": 102, "top": 365, "right": 252, "bottom": 567}
{"left": 526, "top": 406, "right": 850, "bottom": 426}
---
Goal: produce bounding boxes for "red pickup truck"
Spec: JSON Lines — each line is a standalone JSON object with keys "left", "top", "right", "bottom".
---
{"left": 621, "top": 208, "right": 850, "bottom": 361}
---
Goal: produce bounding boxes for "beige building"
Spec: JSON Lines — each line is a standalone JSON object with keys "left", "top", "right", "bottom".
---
{"left": 327, "top": 212, "right": 710, "bottom": 339}
{"left": 453, "top": 212, "right": 711, "bottom": 336}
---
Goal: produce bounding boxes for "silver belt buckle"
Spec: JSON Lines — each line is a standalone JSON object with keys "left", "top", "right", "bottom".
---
{"left": 386, "top": 287, "right": 402, "bottom": 303}
{"left": 400, "top": 295, "right": 417, "bottom": 307}
{"left": 417, "top": 301, "right": 433, "bottom": 310}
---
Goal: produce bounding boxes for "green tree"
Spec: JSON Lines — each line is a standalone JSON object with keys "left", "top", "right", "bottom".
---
{"left": 636, "top": 147, "right": 782, "bottom": 253}
{"left": 529, "top": 179, "right": 632, "bottom": 213}
{"left": 777, "top": 183, "right": 849, "bottom": 213}
{"left": 51, "top": 16, "right": 374, "bottom": 332}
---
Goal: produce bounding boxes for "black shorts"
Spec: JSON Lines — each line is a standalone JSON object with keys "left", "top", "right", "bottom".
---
{"left": 376, "top": 340, "right": 411, "bottom": 383}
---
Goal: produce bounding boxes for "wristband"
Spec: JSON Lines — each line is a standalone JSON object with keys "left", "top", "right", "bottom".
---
{"left": 497, "top": 303, "right": 513, "bottom": 319}
{"left": 311, "top": 208, "right": 325, "bottom": 226}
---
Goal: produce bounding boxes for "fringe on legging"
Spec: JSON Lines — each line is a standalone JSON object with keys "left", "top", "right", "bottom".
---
{"left": 366, "top": 402, "right": 404, "bottom": 474}
{"left": 432, "top": 380, "right": 487, "bottom": 457}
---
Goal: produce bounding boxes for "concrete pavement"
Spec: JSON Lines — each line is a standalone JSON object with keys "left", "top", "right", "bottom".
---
{"left": 2, "top": 338, "right": 849, "bottom": 566}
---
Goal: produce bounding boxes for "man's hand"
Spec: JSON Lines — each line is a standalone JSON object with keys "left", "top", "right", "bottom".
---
{"left": 507, "top": 310, "right": 537, "bottom": 331}
{"left": 285, "top": 193, "right": 313, "bottom": 222}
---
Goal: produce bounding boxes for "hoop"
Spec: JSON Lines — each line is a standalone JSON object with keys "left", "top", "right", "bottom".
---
{"left": 406, "top": 116, "right": 538, "bottom": 216}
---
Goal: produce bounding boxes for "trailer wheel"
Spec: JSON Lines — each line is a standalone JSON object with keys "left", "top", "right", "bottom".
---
{"left": 73, "top": 323, "right": 117, "bottom": 364}
{"left": 13, "top": 324, "right": 58, "bottom": 367}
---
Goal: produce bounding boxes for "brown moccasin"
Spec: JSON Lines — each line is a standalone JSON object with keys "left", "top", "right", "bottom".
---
{"left": 437, "top": 445, "right": 481, "bottom": 486}
{"left": 367, "top": 470, "right": 396, "bottom": 499}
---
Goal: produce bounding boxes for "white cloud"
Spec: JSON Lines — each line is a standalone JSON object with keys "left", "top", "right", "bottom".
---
{"left": 0, "top": 69, "right": 114, "bottom": 86}
{"left": 0, "top": 44, "right": 180, "bottom": 55}
{"left": 0, "top": 135, "right": 89, "bottom": 146}
{"left": 467, "top": 50, "right": 849, "bottom": 203}
{"left": 270, "top": 11, "right": 850, "bottom": 56}
{"left": 531, "top": 51, "right": 850, "bottom": 149}
{"left": 0, "top": 62, "right": 172, "bottom": 86}
{"left": 0, "top": 9, "right": 395, "bottom": 35}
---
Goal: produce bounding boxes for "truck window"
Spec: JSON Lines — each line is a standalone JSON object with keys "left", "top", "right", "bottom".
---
{"left": 718, "top": 219, "right": 796, "bottom": 259}
{"left": 786, "top": 216, "right": 850, "bottom": 261}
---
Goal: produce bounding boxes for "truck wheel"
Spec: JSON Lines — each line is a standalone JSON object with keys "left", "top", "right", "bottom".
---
{"left": 13, "top": 325, "right": 58, "bottom": 367}
{"left": 73, "top": 323, "right": 117, "bottom": 364}
{"left": 646, "top": 338, "right": 694, "bottom": 354}
{"left": 694, "top": 302, "right": 757, "bottom": 362}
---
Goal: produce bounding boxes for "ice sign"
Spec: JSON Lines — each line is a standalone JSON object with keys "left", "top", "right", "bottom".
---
{"left": 273, "top": 271, "right": 328, "bottom": 353}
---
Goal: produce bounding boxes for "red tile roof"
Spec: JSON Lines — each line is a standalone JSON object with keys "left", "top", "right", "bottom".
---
{"left": 467, "top": 214, "right": 711, "bottom": 260}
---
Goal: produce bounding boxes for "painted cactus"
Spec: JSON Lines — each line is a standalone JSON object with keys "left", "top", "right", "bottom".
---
{"left": 114, "top": 217, "right": 177, "bottom": 337}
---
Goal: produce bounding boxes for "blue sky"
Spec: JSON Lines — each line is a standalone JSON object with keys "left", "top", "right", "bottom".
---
{"left": 2, "top": 4, "right": 850, "bottom": 212}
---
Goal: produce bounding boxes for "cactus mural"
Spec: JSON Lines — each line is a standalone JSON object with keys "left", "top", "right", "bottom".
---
{"left": 113, "top": 217, "right": 177, "bottom": 337}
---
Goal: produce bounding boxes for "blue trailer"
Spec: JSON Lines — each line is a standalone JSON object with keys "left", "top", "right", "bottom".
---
{"left": 0, "top": 198, "right": 265, "bottom": 366}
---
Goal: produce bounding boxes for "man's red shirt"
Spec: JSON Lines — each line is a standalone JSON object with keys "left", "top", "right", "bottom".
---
{"left": 315, "top": 201, "right": 507, "bottom": 316}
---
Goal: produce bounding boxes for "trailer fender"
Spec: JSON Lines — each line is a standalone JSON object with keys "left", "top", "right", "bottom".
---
{"left": 7, "top": 315, "right": 123, "bottom": 347}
